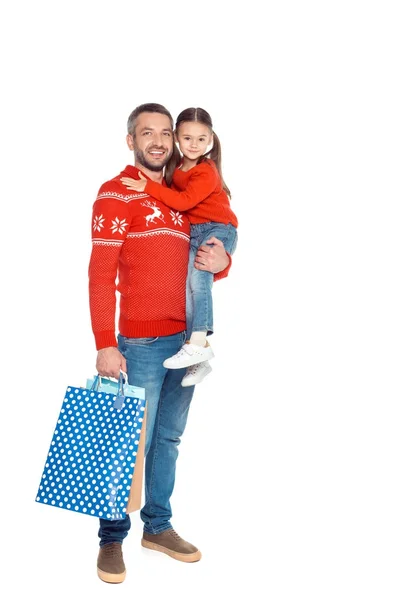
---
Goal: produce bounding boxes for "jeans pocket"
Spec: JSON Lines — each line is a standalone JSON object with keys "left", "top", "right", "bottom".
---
{"left": 202, "top": 224, "right": 237, "bottom": 255}
{"left": 210, "top": 226, "right": 237, "bottom": 255}
{"left": 124, "top": 336, "right": 159, "bottom": 346}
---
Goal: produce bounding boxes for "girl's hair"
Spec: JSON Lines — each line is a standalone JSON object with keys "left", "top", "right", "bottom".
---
{"left": 165, "top": 107, "right": 231, "bottom": 197}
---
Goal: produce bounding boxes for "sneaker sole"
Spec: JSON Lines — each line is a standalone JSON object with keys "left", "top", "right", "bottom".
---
{"left": 141, "top": 538, "right": 202, "bottom": 562}
{"left": 97, "top": 567, "right": 126, "bottom": 584}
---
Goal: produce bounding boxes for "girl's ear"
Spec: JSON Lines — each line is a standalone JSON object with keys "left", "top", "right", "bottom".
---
{"left": 174, "top": 131, "right": 178, "bottom": 144}
{"left": 126, "top": 134, "right": 134, "bottom": 151}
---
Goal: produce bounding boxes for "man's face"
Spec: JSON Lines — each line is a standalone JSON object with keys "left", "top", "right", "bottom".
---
{"left": 127, "top": 112, "right": 174, "bottom": 172}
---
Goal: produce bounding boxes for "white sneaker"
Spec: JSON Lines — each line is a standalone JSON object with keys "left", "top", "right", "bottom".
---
{"left": 163, "top": 343, "right": 214, "bottom": 369}
{"left": 181, "top": 361, "right": 212, "bottom": 387}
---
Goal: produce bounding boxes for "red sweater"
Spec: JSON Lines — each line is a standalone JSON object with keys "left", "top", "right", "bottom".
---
{"left": 89, "top": 165, "right": 231, "bottom": 350}
{"left": 145, "top": 160, "right": 238, "bottom": 227}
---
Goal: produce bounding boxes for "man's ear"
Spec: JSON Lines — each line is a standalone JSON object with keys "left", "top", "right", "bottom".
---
{"left": 126, "top": 134, "right": 134, "bottom": 151}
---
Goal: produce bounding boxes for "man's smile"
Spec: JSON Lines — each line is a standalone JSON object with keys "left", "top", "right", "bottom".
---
{"left": 148, "top": 147, "right": 167, "bottom": 159}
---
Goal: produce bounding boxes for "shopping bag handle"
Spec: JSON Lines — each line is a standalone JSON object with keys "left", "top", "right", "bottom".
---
{"left": 113, "top": 372, "right": 126, "bottom": 410}
{"left": 90, "top": 371, "right": 128, "bottom": 391}
{"left": 90, "top": 372, "right": 128, "bottom": 411}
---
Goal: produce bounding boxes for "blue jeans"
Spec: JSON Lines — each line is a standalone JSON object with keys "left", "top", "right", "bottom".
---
{"left": 98, "top": 331, "right": 195, "bottom": 545}
{"left": 187, "top": 222, "right": 238, "bottom": 336}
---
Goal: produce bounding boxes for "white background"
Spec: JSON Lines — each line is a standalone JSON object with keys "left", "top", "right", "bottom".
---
{"left": 1, "top": 1, "right": 399, "bottom": 598}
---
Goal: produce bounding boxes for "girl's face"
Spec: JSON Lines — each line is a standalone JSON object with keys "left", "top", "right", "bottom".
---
{"left": 175, "top": 122, "right": 213, "bottom": 162}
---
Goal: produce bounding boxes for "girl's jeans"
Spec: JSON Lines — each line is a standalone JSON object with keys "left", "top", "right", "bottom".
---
{"left": 187, "top": 222, "right": 238, "bottom": 336}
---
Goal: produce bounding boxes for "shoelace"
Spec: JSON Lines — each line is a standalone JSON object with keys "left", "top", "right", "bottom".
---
{"left": 188, "top": 361, "right": 208, "bottom": 374}
{"left": 169, "top": 529, "right": 183, "bottom": 541}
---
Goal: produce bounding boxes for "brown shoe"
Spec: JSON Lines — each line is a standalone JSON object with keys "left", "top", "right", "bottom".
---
{"left": 97, "top": 542, "right": 126, "bottom": 583}
{"left": 141, "top": 529, "right": 202, "bottom": 563}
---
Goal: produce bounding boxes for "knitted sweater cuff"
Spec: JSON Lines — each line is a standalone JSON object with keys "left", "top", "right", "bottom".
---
{"left": 94, "top": 331, "right": 118, "bottom": 351}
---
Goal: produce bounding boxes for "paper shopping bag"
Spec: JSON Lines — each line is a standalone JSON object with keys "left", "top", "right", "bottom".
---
{"left": 85, "top": 375, "right": 146, "bottom": 513}
{"left": 36, "top": 374, "right": 145, "bottom": 520}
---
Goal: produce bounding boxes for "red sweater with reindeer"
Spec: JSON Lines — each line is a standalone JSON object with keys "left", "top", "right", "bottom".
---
{"left": 89, "top": 165, "right": 231, "bottom": 350}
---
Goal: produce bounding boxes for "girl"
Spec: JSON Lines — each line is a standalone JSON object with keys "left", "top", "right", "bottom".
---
{"left": 121, "top": 107, "right": 238, "bottom": 387}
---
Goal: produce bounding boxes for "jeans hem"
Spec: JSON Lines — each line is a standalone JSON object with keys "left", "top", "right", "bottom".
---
{"left": 143, "top": 523, "right": 173, "bottom": 535}
{"left": 99, "top": 539, "right": 123, "bottom": 547}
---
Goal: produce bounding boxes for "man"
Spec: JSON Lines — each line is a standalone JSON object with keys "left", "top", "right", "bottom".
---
{"left": 89, "top": 103, "right": 231, "bottom": 583}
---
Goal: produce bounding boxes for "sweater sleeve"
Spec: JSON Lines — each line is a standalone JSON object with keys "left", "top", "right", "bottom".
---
{"left": 88, "top": 186, "right": 131, "bottom": 350}
{"left": 144, "top": 163, "right": 218, "bottom": 210}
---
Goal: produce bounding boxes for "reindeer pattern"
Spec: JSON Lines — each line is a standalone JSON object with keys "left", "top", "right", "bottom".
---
{"left": 141, "top": 199, "right": 166, "bottom": 227}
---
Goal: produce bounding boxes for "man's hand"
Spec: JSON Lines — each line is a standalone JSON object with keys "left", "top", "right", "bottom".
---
{"left": 96, "top": 347, "right": 127, "bottom": 379}
{"left": 194, "top": 236, "right": 229, "bottom": 273}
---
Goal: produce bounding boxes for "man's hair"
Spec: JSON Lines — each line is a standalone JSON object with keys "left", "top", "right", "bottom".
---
{"left": 127, "top": 103, "right": 174, "bottom": 137}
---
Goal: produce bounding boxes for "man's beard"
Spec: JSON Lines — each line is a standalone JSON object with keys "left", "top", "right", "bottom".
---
{"left": 135, "top": 147, "right": 172, "bottom": 172}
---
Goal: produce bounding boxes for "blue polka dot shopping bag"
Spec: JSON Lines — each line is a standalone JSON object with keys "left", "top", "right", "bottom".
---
{"left": 36, "top": 373, "right": 146, "bottom": 521}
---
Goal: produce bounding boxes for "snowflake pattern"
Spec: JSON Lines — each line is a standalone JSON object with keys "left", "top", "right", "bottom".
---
{"left": 111, "top": 217, "right": 128, "bottom": 235}
{"left": 93, "top": 214, "right": 105, "bottom": 232}
{"left": 170, "top": 210, "right": 183, "bottom": 227}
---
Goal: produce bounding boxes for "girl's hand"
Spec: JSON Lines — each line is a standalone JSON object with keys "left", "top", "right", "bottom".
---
{"left": 120, "top": 172, "right": 147, "bottom": 192}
